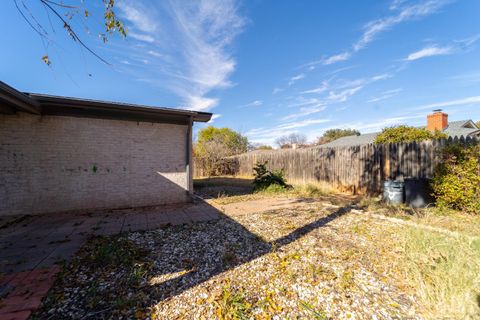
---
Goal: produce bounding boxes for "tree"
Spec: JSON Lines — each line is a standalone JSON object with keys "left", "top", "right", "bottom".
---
{"left": 316, "top": 128, "right": 360, "bottom": 145}
{"left": 14, "top": 0, "right": 126, "bottom": 65}
{"left": 195, "top": 126, "right": 248, "bottom": 157}
{"left": 275, "top": 133, "right": 307, "bottom": 149}
{"left": 475, "top": 121, "right": 480, "bottom": 129}
{"left": 248, "top": 142, "right": 273, "bottom": 151}
{"left": 195, "top": 126, "right": 248, "bottom": 176}
{"left": 374, "top": 125, "right": 447, "bottom": 144}
{"left": 256, "top": 145, "right": 273, "bottom": 150}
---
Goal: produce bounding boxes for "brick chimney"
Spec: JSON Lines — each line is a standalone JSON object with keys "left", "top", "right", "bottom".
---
{"left": 427, "top": 109, "right": 448, "bottom": 132}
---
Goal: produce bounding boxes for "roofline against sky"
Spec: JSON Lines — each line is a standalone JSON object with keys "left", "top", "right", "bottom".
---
{"left": 0, "top": 81, "right": 212, "bottom": 124}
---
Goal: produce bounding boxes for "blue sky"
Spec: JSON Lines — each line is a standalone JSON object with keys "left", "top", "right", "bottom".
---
{"left": 1, "top": 0, "right": 480, "bottom": 145}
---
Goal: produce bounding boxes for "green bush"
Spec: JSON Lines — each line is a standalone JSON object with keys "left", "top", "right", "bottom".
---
{"left": 252, "top": 161, "right": 289, "bottom": 191}
{"left": 432, "top": 143, "right": 480, "bottom": 214}
{"left": 374, "top": 125, "right": 447, "bottom": 144}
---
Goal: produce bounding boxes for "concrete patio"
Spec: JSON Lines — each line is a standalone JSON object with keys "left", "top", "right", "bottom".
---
{"left": 0, "top": 201, "right": 221, "bottom": 319}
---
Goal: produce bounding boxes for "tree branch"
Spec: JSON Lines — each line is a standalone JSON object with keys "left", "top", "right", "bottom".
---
{"left": 39, "top": 0, "right": 111, "bottom": 65}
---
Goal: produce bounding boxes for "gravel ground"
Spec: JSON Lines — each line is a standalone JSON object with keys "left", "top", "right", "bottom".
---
{"left": 33, "top": 198, "right": 422, "bottom": 319}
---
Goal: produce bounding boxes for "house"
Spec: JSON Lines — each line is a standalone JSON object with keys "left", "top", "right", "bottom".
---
{"left": 321, "top": 110, "right": 480, "bottom": 148}
{"left": 0, "top": 81, "right": 212, "bottom": 216}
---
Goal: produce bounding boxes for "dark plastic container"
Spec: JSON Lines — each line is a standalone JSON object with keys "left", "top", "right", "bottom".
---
{"left": 383, "top": 180, "right": 405, "bottom": 205}
{"left": 405, "top": 178, "right": 435, "bottom": 208}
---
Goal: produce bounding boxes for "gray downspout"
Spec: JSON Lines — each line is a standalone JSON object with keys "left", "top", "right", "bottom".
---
{"left": 186, "top": 116, "right": 193, "bottom": 199}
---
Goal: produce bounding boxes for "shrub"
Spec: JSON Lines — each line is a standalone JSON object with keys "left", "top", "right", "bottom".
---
{"left": 374, "top": 125, "right": 447, "bottom": 144}
{"left": 316, "top": 128, "right": 360, "bottom": 145}
{"left": 253, "top": 161, "right": 289, "bottom": 191}
{"left": 432, "top": 143, "right": 480, "bottom": 214}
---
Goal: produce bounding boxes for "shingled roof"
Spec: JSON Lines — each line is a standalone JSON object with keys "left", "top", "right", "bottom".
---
{"left": 320, "top": 119, "right": 480, "bottom": 148}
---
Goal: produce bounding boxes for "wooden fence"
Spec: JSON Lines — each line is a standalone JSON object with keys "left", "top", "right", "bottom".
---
{"left": 194, "top": 136, "right": 478, "bottom": 194}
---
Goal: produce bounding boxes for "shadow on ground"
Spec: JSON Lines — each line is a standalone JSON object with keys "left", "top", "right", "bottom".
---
{"left": 194, "top": 176, "right": 255, "bottom": 198}
{"left": 33, "top": 193, "right": 357, "bottom": 319}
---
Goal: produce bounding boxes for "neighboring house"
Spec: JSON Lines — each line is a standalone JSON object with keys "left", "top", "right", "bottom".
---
{"left": 321, "top": 110, "right": 480, "bottom": 148}
{"left": 0, "top": 81, "right": 211, "bottom": 216}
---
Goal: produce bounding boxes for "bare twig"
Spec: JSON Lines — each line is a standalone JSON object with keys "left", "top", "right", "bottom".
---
{"left": 39, "top": 0, "right": 111, "bottom": 65}
{"left": 13, "top": 0, "right": 45, "bottom": 38}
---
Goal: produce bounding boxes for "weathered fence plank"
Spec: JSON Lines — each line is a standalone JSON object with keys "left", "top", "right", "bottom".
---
{"left": 194, "top": 136, "right": 478, "bottom": 194}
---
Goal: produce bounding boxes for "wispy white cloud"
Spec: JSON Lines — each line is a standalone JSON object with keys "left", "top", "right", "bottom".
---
{"left": 282, "top": 104, "right": 327, "bottom": 121}
{"left": 389, "top": 0, "right": 408, "bottom": 10}
{"left": 116, "top": 0, "right": 245, "bottom": 111}
{"left": 301, "top": 81, "right": 329, "bottom": 94}
{"left": 327, "top": 86, "right": 363, "bottom": 103}
{"left": 353, "top": 0, "right": 449, "bottom": 52}
{"left": 208, "top": 114, "right": 222, "bottom": 123}
{"left": 455, "top": 34, "right": 480, "bottom": 47}
{"left": 246, "top": 118, "right": 331, "bottom": 144}
{"left": 241, "top": 100, "right": 263, "bottom": 107}
{"left": 305, "top": 0, "right": 451, "bottom": 67}
{"left": 404, "top": 45, "right": 454, "bottom": 61}
{"left": 449, "top": 71, "right": 480, "bottom": 83}
{"left": 288, "top": 73, "right": 305, "bottom": 86}
{"left": 272, "top": 87, "right": 282, "bottom": 95}
{"left": 405, "top": 35, "right": 479, "bottom": 61}
{"left": 128, "top": 32, "right": 155, "bottom": 43}
{"left": 414, "top": 96, "right": 480, "bottom": 110}
{"left": 117, "top": 1, "right": 159, "bottom": 34}
{"left": 284, "top": 72, "right": 391, "bottom": 121}
{"left": 323, "top": 52, "right": 351, "bottom": 65}
{"left": 367, "top": 88, "right": 403, "bottom": 102}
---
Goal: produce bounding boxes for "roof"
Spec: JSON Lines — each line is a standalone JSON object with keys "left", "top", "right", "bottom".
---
{"left": 0, "top": 81, "right": 212, "bottom": 124}
{"left": 320, "top": 120, "right": 480, "bottom": 148}
{"left": 443, "top": 120, "right": 480, "bottom": 138}
{"left": 320, "top": 133, "right": 378, "bottom": 147}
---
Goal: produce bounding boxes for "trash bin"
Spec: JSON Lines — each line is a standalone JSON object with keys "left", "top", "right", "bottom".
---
{"left": 405, "top": 178, "right": 435, "bottom": 208}
{"left": 383, "top": 180, "right": 404, "bottom": 205}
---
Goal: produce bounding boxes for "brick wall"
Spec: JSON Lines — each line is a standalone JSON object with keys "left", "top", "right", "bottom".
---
{"left": 0, "top": 112, "right": 191, "bottom": 216}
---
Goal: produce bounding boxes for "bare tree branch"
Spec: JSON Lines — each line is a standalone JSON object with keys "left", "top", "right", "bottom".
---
{"left": 39, "top": 0, "right": 111, "bottom": 65}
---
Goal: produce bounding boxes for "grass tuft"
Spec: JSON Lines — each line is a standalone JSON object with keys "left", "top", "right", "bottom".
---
{"left": 214, "top": 280, "right": 252, "bottom": 320}
{"left": 400, "top": 228, "right": 480, "bottom": 319}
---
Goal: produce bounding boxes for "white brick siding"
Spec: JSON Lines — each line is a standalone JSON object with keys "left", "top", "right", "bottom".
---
{"left": 0, "top": 112, "right": 191, "bottom": 216}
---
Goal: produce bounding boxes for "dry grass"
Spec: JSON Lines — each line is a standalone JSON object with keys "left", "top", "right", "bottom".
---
{"left": 349, "top": 202, "right": 480, "bottom": 319}
{"left": 359, "top": 196, "right": 480, "bottom": 237}
{"left": 195, "top": 177, "right": 338, "bottom": 206}
{"left": 400, "top": 228, "right": 480, "bottom": 319}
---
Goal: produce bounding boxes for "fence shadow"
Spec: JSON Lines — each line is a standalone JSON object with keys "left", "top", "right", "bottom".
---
{"left": 144, "top": 199, "right": 355, "bottom": 306}
{"left": 35, "top": 193, "right": 357, "bottom": 318}
{"left": 194, "top": 176, "right": 255, "bottom": 198}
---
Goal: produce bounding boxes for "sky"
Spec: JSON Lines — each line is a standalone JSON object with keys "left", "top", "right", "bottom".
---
{"left": 1, "top": 0, "right": 480, "bottom": 145}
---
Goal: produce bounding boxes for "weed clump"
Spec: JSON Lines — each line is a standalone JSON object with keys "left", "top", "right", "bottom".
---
{"left": 253, "top": 161, "right": 290, "bottom": 191}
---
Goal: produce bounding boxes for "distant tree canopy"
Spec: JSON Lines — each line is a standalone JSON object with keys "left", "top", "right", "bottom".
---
{"left": 374, "top": 125, "right": 447, "bottom": 144}
{"left": 316, "top": 128, "right": 360, "bottom": 145}
{"left": 476, "top": 121, "right": 480, "bottom": 129}
{"left": 248, "top": 143, "right": 273, "bottom": 151}
{"left": 256, "top": 145, "right": 273, "bottom": 150}
{"left": 195, "top": 126, "right": 248, "bottom": 158}
{"left": 275, "top": 133, "right": 307, "bottom": 149}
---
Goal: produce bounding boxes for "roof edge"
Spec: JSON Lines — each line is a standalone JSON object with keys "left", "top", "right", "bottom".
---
{"left": 28, "top": 93, "right": 212, "bottom": 122}
{"left": 0, "top": 81, "right": 41, "bottom": 114}
{"left": 0, "top": 81, "right": 212, "bottom": 123}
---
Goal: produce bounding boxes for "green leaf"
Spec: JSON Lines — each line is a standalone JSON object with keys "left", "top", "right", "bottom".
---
{"left": 41, "top": 55, "right": 51, "bottom": 66}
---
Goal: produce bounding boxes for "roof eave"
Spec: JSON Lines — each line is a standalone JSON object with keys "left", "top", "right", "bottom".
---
{"left": 0, "top": 82, "right": 41, "bottom": 114}
{"left": 28, "top": 93, "right": 212, "bottom": 124}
